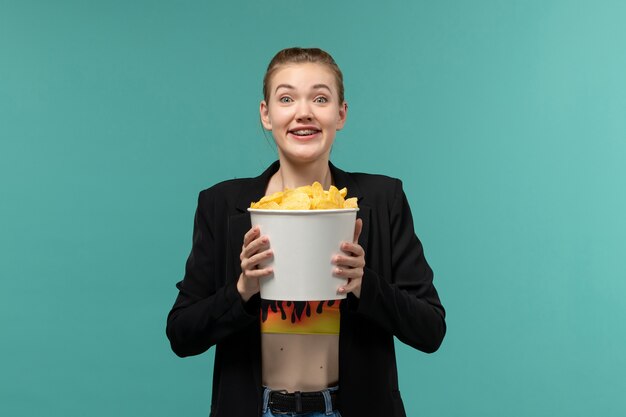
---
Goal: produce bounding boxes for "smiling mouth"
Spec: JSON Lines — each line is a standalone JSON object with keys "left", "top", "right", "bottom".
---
{"left": 289, "top": 129, "right": 321, "bottom": 137}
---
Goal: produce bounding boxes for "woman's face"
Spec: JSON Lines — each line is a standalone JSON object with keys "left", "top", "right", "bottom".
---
{"left": 260, "top": 63, "right": 347, "bottom": 165}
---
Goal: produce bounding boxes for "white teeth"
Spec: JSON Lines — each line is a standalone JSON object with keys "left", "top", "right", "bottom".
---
{"left": 292, "top": 129, "right": 318, "bottom": 136}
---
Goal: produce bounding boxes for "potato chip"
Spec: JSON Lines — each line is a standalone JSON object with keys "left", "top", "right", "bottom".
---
{"left": 250, "top": 181, "right": 358, "bottom": 210}
{"left": 251, "top": 191, "right": 283, "bottom": 208}
{"left": 327, "top": 186, "right": 343, "bottom": 207}
{"left": 311, "top": 182, "right": 324, "bottom": 200}
{"left": 343, "top": 197, "right": 358, "bottom": 208}
{"left": 294, "top": 185, "right": 313, "bottom": 196}
{"left": 255, "top": 201, "right": 281, "bottom": 210}
{"left": 280, "top": 189, "right": 311, "bottom": 210}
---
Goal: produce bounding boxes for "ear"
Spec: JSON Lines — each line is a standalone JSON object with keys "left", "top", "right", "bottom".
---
{"left": 260, "top": 100, "right": 272, "bottom": 130}
{"left": 336, "top": 101, "right": 348, "bottom": 131}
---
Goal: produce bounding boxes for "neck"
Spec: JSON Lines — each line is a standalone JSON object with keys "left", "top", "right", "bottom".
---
{"left": 270, "top": 158, "right": 333, "bottom": 192}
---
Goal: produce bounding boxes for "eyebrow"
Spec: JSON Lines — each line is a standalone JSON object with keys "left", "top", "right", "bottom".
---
{"left": 274, "top": 83, "right": 333, "bottom": 94}
{"left": 312, "top": 84, "right": 332, "bottom": 93}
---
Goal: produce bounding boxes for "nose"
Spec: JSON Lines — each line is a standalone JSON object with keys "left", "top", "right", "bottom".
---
{"left": 295, "top": 102, "right": 313, "bottom": 121}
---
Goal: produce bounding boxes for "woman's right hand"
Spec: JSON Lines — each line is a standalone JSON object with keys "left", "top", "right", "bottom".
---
{"left": 237, "top": 226, "right": 273, "bottom": 302}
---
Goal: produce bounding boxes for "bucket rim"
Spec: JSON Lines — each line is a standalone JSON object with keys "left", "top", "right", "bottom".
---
{"left": 248, "top": 208, "right": 359, "bottom": 215}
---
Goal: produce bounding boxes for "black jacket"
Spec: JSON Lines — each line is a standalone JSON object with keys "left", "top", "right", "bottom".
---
{"left": 166, "top": 161, "right": 446, "bottom": 417}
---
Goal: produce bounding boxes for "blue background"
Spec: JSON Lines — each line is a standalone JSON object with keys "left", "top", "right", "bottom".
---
{"left": 1, "top": 1, "right": 625, "bottom": 416}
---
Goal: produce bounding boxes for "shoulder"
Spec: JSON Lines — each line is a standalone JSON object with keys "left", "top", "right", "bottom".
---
{"left": 342, "top": 169, "right": 404, "bottom": 207}
{"left": 198, "top": 161, "right": 278, "bottom": 203}
{"left": 196, "top": 176, "right": 257, "bottom": 210}
{"left": 199, "top": 177, "right": 252, "bottom": 197}
{"left": 348, "top": 171, "right": 401, "bottom": 189}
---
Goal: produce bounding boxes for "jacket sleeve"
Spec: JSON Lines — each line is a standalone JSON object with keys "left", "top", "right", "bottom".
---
{"left": 166, "top": 190, "right": 256, "bottom": 357}
{"left": 355, "top": 180, "right": 446, "bottom": 353}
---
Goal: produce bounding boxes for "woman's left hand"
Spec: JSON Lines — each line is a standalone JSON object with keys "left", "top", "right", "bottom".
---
{"left": 334, "top": 218, "right": 365, "bottom": 298}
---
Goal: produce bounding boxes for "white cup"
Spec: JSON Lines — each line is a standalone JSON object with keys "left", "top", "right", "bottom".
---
{"left": 248, "top": 208, "right": 359, "bottom": 301}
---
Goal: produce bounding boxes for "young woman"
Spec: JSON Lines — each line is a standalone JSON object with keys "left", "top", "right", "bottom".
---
{"left": 166, "top": 47, "right": 446, "bottom": 417}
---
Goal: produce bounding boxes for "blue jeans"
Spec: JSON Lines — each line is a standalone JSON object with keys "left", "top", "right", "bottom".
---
{"left": 261, "top": 386, "right": 341, "bottom": 417}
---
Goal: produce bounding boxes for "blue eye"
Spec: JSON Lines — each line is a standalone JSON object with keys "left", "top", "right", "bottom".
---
{"left": 279, "top": 96, "right": 293, "bottom": 103}
{"left": 314, "top": 96, "right": 328, "bottom": 103}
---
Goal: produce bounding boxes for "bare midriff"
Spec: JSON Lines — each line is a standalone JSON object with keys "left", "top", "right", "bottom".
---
{"left": 262, "top": 333, "right": 339, "bottom": 392}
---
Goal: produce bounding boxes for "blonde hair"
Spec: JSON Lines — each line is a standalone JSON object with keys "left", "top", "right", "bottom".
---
{"left": 263, "top": 47, "right": 345, "bottom": 103}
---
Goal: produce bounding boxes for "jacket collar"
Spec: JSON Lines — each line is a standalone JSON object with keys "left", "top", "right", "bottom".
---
{"left": 234, "top": 161, "right": 279, "bottom": 212}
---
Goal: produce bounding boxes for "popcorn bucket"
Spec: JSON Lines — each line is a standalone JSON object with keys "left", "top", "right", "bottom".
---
{"left": 248, "top": 208, "right": 359, "bottom": 301}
